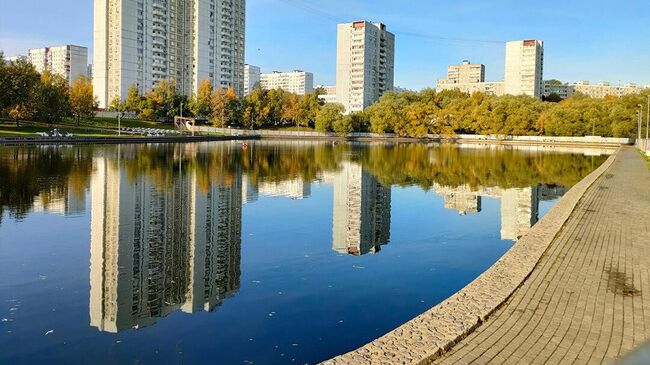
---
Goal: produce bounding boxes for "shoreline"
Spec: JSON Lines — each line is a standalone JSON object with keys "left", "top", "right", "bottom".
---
{"left": 321, "top": 149, "right": 618, "bottom": 365}
{"left": 0, "top": 133, "right": 630, "bottom": 149}
{"left": 0, "top": 135, "right": 256, "bottom": 146}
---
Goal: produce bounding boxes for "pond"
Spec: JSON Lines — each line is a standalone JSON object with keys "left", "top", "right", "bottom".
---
{"left": 0, "top": 141, "right": 609, "bottom": 364}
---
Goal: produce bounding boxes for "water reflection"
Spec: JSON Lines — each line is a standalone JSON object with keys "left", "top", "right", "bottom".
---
{"left": 89, "top": 155, "right": 243, "bottom": 333}
{"left": 323, "top": 161, "right": 392, "bottom": 256}
{"left": 0, "top": 142, "right": 610, "bottom": 337}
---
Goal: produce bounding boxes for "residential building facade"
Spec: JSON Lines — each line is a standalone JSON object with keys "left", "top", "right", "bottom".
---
{"left": 28, "top": 45, "right": 88, "bottom": 85}
{"left": 570, "top": 81, "right": 644, "bottom": 99}
{"left": 6, "top": 55, "right": 29, "bottom": 64}
{"left": 542, "top": 80, "right": 575, "bottom": 99}
{"left": 336, "top": 21, "right": 395, "bottom": 113}
{"left": 93, "top": 0, "right": 246, "bottom": 109}
{"left": 244, "top": 64, "right": 261, "bottom": 95}
{"left": 260, "top": 70, "right": 314, "bottom": 95}
{"left": 446, "top": 60, "right": 485, "bottom": 84}
{"left": 504, "top": 40, "right": 544, "bottom": 98}
{"left": 316, "top": 85, "right": 337, "bottom": 104}
{"left": 436, "top": 80, "right": 505, "bottom": 96}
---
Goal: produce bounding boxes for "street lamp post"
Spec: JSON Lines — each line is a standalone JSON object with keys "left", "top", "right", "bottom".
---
{"left": 646, "top": 95, "right": 649, "bottom": 141}
{"left": 638, "top": 105, "right": 644, "bottom": 142}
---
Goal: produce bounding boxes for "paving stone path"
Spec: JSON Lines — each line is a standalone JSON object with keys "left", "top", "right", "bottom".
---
{"left": 433, "top": 147, "right": 650, "bottom": 364}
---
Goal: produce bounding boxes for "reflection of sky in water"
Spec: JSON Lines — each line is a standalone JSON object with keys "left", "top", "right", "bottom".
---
{"left": 0, "top": 142, "right": 606, "bottom": 365}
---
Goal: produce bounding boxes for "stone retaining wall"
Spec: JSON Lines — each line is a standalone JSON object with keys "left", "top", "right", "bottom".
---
{"left": 192, "top": 126, "right": 632, "bottom": 146}
{"left": 321, "top": 151, "right": 619, "bottom": 365}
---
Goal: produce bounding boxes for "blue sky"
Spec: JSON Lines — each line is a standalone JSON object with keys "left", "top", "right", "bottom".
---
{"left": 1, "top": 0, "right": 648, "bottom": 90}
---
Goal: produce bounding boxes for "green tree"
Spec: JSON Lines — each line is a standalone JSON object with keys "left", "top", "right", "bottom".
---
{"left": 242, "top": 87, "right": 270, "bottom": 129}
{"left": 3, "top": 59, "right": 40, "bottom": 126}
{"left": 332, "top": 114, "right": 355, "bottom": 136}
{"left": 296, "top": 92, "right": 320, "bottom": 127}
{"left": 69, "top": 76, "right": 98, "bottom": 125}
{"left": 124, "top": 84, "right": 143, "bottom": 116}
{"left": 366, "top": 91, "right": 408, "bottom": 134}
{"left": 36, "top": 71, "right": 71, "bottom": 124}
{"left": 315, "top": 103, "right": 344, "bottom": 132}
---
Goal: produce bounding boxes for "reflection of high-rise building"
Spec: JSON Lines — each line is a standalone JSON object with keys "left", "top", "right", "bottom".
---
{"left": 241, "top": 174, "right": 259, "bottom": 204}
{"left": 89, "top": 157, "right": 242, "bottom": 333}
{"left": 331, "top": 162, "right": 391, "bottom": 256}
{"left": 431, "top": 183, "right": 543, "bottom": 241}
{"left": 500, "top": 186, "right": 540, "bottom": 241}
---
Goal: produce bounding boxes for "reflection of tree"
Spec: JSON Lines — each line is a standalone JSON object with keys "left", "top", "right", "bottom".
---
{"left": 0, "top": 142, "right": 607, "bottom": 225}
{"left": 0, "top": 146, "right": 93, "bottom": 220}
{"left": 356, "top": 144, "right": 608, "bottom": 190}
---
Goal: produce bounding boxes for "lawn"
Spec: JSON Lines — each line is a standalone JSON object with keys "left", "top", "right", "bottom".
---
{"left": 62, "top": 117, "right": 177, "bottom": 130}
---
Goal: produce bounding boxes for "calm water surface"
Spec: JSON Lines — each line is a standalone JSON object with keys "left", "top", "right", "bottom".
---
{"left": 0, "top": 142, "right": 608, "bottom": 364}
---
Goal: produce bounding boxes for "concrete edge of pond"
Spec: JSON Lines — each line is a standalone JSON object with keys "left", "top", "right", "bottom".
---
{"left": 321, "top": 148, "right": 619, "bottom": 365}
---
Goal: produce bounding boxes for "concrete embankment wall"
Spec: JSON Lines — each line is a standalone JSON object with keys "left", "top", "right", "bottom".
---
{"left": 0, "top": 135, "right": 255, "bottom": 146}
{"left": 192, "top": 126, "right": 633, "bottom": 147}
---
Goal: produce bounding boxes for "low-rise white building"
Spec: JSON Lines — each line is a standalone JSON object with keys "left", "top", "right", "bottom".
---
{"left": 542, "top": 80, "right": 575, "bottom": 99}
{"left": 317, "top": 85, "right": 337, "bottom": 104}
{"left": 570, "top": 81, "right": 643, "bottom": 99}
{"left": 6, "top": 55, "right": 29, "bottom": 64}
{"left": 436, "top": 80, "right": 505, "bottom": 96}
{"left": 260, "top": 70, "right": 314, "bottom": 95}
{"left": 28, "top": 45, "right": 88, "bottom": 85}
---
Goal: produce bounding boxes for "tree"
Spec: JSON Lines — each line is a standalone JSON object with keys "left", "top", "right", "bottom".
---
{"left": 125, "top": 84, "right": 143, "bottom": 116}
{"left": 282, "top": 93, "right": 301, "bottom": 125}
{"left": 242, "top": 87, "right": 270, "bottom": 129}
{"left": 3, "top": 59, "right": 40, "bottom": 126}
{"left": 296, "top": 92, "right": 320, "bottom": 127}
{"left": 69, "top": 76, "right": 98, "bottom": 125}
{"left": 366, "top": 92, "right": 408, "bottom": 133}
{"left": 543, "top": 93, "right": 563, "bottom": 103}
{"left": 315, "top": 103, "right": 344, "bottom": 132}
{"left": 190, "top": 79, "right": 213, "bottom": 118}
{"left": 332, "top": 114, "right": 355, "bottom": 136}
{"left": 36, "top": 71, "right": 71, "bottom": 124}
{"left": 211, "top": 87, "right": 239, "bottom": 127}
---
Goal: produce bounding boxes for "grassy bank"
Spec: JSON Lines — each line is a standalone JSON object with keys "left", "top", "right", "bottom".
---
{"left": 0, "top": 123, "right": 121, "bottom": 138}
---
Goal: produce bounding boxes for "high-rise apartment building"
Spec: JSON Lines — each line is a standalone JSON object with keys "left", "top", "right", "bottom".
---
{"left": 446, "top": 60, "right": 485, "bottom": 84}
{"left": 93, "top": 0, "right": 246, "bottom": 109}
{"left": 336, "top": 21, "right": 395, "bottom": 113}
{"left": 27, "top": 45, "right": 89, "bottom": 86}
{"left": 244, "top": 64, "right": 261, "bottom": 95}
{"left": 260, "top": 70, "right": 314, "bottom": 95}
{"left": 504, "top": 39, "right": 544, "bottom": 98}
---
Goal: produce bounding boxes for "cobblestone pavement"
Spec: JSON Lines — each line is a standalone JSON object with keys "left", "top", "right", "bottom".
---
{"left": 433, "top": 147, "right": 650, "bottom": 365}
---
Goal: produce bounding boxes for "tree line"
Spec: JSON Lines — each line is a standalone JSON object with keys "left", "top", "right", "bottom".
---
{"left": 2, "top": 51, "right": 648, "bottom": 138}
{"left": 113, "top": 81, "right": 649, "bottom": 138}
{"left": 0, "top": 54, "right": 97, "bottom": 126}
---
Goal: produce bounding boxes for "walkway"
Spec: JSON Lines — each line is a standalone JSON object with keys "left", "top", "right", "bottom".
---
{"left": 433, "top": 147, "right": 650, "bottom": 364}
